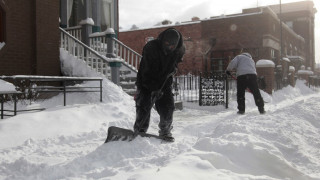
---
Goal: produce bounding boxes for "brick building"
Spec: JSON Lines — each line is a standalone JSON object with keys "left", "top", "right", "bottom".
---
{"left": 0, "top": 0, "right": 119, "bottom": 76}
{"left": 119, "top": 22, "right": 203, "bottom": 74}
{"left": 0, "top": 0, "right": 61, "bottom": 76}
{"left": 119, "top": 1, "right": 317, "bottom": 75}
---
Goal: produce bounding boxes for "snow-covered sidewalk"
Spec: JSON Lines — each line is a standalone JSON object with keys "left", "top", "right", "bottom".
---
{"left": 0, "top": 79, "right": 319, "bottom": 180}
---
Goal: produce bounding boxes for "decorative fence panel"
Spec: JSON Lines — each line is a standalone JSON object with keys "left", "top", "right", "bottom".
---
{"left": 199, "top": 73, "right": 228, "bottom": 108}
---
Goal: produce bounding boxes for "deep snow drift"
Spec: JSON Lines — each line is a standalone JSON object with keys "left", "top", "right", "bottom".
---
{"left": 0, "top": 77, "right": 319, "bottom": 179}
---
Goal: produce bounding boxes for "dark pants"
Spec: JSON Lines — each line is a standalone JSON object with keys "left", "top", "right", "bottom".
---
{"left": 237, "top": 74, "right": 264, "bottom": 112}
{"left": 134, "top": 87, "right": 175, "bottom": 135}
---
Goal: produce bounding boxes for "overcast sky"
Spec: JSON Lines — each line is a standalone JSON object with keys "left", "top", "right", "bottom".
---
{"left": 119, "top": 0, "right": 320, "bottom": 63}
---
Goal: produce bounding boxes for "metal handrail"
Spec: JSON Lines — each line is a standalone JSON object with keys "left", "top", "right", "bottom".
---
{"left": 112, "top": 37, "right": 141, "bottom": 72}
{"left": 60, "top": 27, "right": 111, "bottom": 78}
{"left": 60, "top": 27, "right": 109, "bottom": 61}
{"left": 88, "top": 33, "right": 141, "bottom": 73}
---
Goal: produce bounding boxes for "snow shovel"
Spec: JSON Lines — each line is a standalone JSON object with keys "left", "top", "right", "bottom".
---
{"left": 105, "top": 71, "right": 176, "bottom": 143}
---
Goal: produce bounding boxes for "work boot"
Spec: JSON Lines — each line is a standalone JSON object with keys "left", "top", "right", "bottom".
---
{"left": 159, "top": 131, "right": 175, "bottom": 142}
{"left": 259, "top": 107, "right": 266, "bottom": 114}
{"left": 237, "top": 111, "right": 245, "bottom": 115}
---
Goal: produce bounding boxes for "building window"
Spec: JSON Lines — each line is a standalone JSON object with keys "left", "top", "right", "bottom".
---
{"left": 271, "top": 49, "right": 275, "bottom": 59}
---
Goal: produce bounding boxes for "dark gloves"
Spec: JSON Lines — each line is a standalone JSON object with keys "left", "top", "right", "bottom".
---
{"left": 151, "top": 90, "right": 163, "bottom": 100}
{"left": 225, "top": 70, "right": 231, "bottom": 76}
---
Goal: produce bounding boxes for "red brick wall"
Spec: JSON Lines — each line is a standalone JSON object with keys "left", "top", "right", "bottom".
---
{"left": 288, "top": 69, "right": 296, "bottom": 87}
{"left": 35, "top": 0, "right": 60, "bottom": 76}
{"left": 0, "top": 0, "right": 35, "bottom": 75}
{"left": 119, "top": 23, "right": 203, "bottom": 74}
{"left": 0, "top": 7, "right": 4, "bottom": 42}
{"left": 0, "top": 0, "right": 60, "bottom": 76}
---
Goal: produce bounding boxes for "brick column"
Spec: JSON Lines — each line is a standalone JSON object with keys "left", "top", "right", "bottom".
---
{"left": 256, "top": 60, "right": 275, "bottom": 94}
{"left": 288, "top": 66, "right": 296, "bottom": 87}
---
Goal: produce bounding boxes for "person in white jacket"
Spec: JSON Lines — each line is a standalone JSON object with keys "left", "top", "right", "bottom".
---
{"left": 226, "top": 52, "right": 265, "bottom": 114}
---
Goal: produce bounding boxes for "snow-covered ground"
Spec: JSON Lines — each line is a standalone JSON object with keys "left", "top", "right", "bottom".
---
{"left": 0, "top": 76, "right": 319, "bottom": 179}
{"left": 0, "top": 50, "right": 320, "bottom": 179}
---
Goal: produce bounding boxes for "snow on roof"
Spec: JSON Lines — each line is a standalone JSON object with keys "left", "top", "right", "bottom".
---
{"left": 297, "top": 70, "right": 314, "bottom": 75}
{"left": 282, "top": 57, "right": 291, "bottom": 62}
{"left": 204, "top": 9, "right": 263, "bottom": 21}
{"left": 120, "top": 21, "right": 201, "bottom": 32}
{"left": 287, "top": 56, "right": 305, "bottom": 62}
{"left": 256, "top": 59, "right": 275, "bottom": 68}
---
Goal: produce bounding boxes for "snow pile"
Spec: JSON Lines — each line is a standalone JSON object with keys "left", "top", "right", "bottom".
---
{"left": 60, "top": 48, "right": 102, "bottom": 78}
{"left": 0, "top": 78, "right": 319, "bottom": 179}
{"left": 0, "top": 79, "right": 17, "bottom": 92}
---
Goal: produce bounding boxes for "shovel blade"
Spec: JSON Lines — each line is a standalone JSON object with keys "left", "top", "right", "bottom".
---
{"left": 105, "top": 126, "right": 135, "bottom": 143}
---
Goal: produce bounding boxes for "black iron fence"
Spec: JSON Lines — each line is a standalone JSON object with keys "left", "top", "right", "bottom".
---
{"left": 308, "top": 75, "right": 320, "bottom": 91}
{"left": 172, "top": 72, "right": 235, "bottom": 108}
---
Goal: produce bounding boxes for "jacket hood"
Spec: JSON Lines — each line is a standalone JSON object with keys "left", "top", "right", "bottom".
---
{"left": 157, "top": 28, "right": 183, "bottom": 50}
{"left": 241, "top": 52, "right": 252, "bottom": 58}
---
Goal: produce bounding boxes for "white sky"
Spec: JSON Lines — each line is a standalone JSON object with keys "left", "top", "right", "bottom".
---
{"left": 119, "top": 0, "right": 320, "bottom": 63}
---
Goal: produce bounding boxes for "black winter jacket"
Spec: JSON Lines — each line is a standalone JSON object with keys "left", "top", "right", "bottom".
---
{"left": 135, "top": 28, "right": 185, "bottom": 92}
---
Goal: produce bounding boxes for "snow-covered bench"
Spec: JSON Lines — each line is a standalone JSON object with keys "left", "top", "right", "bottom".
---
{"left": 0, "top": 79, "right": 23, "bottom": 119}
{"left": 0, "top": 91, "right": 23, "bottom": 119}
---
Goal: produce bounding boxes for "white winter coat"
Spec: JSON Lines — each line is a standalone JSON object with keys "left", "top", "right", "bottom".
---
{"left": 226, "top": 53, "right": 257, "bottom": 77}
